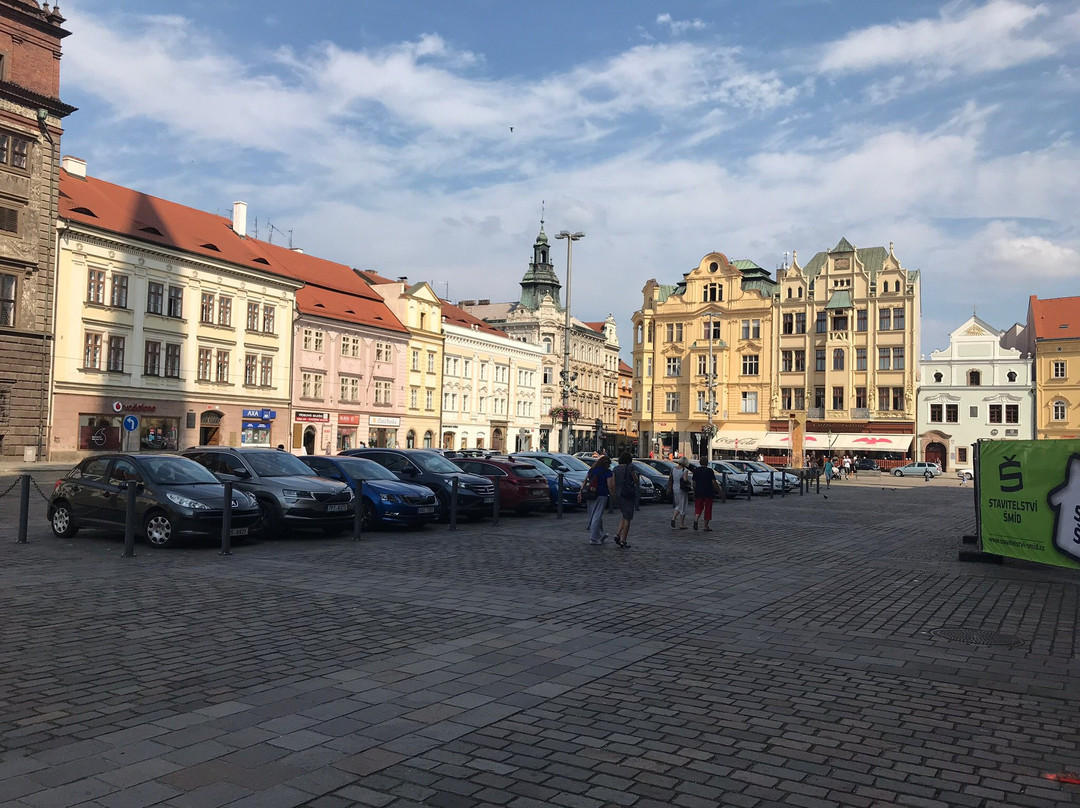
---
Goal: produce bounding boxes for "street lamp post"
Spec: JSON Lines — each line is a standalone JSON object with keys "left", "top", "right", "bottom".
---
{"left": 704, "top": 311, "right": 719, "bottom": 461}
{"left": 556, "top": 230, "right": 584, "bottom": 453}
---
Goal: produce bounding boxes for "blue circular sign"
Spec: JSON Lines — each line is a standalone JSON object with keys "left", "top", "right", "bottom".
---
{"left": 123, "top": 415, "right": 140, "bottom": 432}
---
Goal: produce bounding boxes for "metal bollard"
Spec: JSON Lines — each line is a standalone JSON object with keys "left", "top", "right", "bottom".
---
{"left": 769, "top": 472, "right": 775, "bottom": 499}
{"left": 747, "top": 475, "right": 752, "bottom": 501}
{"left": 448, "top": 476, "right": 458, "bottom": 531}
{"left": 556, "top": 473, "right": 564, "bottom": 519}
{"left": 721, "top": 472, "right": 727, "bottom": 505}
{"left": 123, "top": 480, "right": 138, "bottom": 558}
{"left": 816, "top": 471, "right": 821, "bottom": 494}
{"left": 17, "top": 474, "right": 30, "bottom": 544}
{"left": 491, "top": 478, "right": 500, "bottom": 525}
{"left": 799, "top": 469, "right": 804, "bottom": 496}
{"left": 352, "top": 479, "right": 364, "bottom": 542}
{"left": 220, "top": 481, "right": 233, "bottom": 556}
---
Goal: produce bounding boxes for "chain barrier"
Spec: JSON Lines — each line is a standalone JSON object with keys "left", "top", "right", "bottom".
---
{"left": 0, "top": 475, "right": 52, "bottom": 502}
{"left": 0, "top": 478, "right": 20, "bottom": 500}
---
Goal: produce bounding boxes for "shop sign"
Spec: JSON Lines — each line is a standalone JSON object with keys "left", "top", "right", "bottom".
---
{"left": 242, "top": 422, "right": 272, "bottom": 430}
{"left": 112, "top": 401, "right": 157, "bottom": 413}
{"left": 295, "top": 411, "right": 330, "bottom": 422}
{"left": 977, "top": 438, "right": 1080, "bottom": 570}
{"left": 369, "top": 416, "right": 401, "bottom": 427}
{"left": 242, "top": 408, "right": 277, "bottom": 420}
{"left": 338, "top": 414, "right": 361, "bottom": 425}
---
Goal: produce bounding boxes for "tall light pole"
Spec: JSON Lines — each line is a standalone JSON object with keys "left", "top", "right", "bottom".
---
{"left": 556, "top": 230, "right": 584, "bottom": 453}
{"left": 704, "top": 310, "right": 719, "bottom": 461}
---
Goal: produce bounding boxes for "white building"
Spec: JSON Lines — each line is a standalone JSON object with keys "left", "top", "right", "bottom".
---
{"left": 917, "top": 315, "right": 1034, "bottom": 471}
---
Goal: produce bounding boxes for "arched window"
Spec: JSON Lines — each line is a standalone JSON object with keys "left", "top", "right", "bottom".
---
{"left": 786, "top": 287, "right": 792, "bottom": 299}
{"left": 542, "top": 336, "right": 552, "bottom": 353}
{"left": 1007, "top": 371, "right": 1017, "bottom": 382}
{"left": 406, "top": 429, "right": 416, "bottom": 448}
{"left": 423, "top": 430, "right": 433, "bottom": 447}
{"left": 1052, "top": 400, "right": 1067, "bottom": 421}
{"left": 460, "top": 434, "right": 467, "bottom": 450}
{"left": 933, "top": 372, "right": 943, "bottom": 383}
{"left": 647, "top": 323, "right": 654, "bottom": 343}
{"left": 419, "top": 312, "right": 426, "bottom": 329}
{"left": 540, "top": 250, "right": 547, "bottom": 263}
{"left": 797, "top": 286, "right": 803, "bottom": 298}
{"left": 968, "top": 370, "right": 981, "bottom": 386}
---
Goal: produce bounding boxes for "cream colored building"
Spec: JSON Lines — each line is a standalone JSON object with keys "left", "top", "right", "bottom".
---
{"left": 1025, "top": 295, "right": 1080, "bottom": 439}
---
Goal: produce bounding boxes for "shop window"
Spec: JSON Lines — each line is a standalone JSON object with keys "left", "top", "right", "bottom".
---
{"left": 78, "top": 414, "right": 122, "bottom": 451}
{"left": 139, "top": 417, "right": 179, "bottom": 451}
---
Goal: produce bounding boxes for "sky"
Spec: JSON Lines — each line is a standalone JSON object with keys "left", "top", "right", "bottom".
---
{"left": 58, "top": 0, "right": 1080, "bottom": 356}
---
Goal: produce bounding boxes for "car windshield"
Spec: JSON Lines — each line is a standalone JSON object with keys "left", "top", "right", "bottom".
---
{"left": 510, "top": 465, "right": 544, "bottom": 478}
{"left": 713, "top": 462, "right": 741, "bottom": 474}
{"left": 551, "top": 454, "right": 591, "bottom": 472}
{"left": 139, "top": 455, "right": 220, "bottom": 485}
{"left": 517, "top": 459, "right": 555, "bottom": 477}
{"left": 245, "top": 451, "right": 318, "bottom": 477}
{"left": 411, "top": 452, "right": 462, "bottom": 474}
{"left": 336, "top": 458, "right": 398, "bottom": 481}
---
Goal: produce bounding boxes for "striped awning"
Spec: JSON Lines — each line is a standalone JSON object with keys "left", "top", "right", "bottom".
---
{"left": 761, "top": 432, "right": 913, "bottom": 452}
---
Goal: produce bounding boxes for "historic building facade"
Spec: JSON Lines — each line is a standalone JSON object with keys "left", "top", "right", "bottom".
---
{"left": 1026, "top": 295, "right": 1080, "bottom": 440}
{"left": 917, "top": 315, "right": 1034, "bottom": 471}
{"left": 0, "top": 0, "right": 74, "bottom": 459}
{"left": 616, "top": 359, "right": 636, "bottom": 456}
{"left": 439, "top": 300, "right": 543, "bottom": 453}
{"left": 459, "top": 224, "right": 620, "bottom": 452}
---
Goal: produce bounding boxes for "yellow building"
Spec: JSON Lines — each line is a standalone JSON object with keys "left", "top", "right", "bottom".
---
{"left": 1027, "top": 295, "right": 1080, "bottom": 439}
{"left": 360, "top": 272, "right": 444, "bottom": 448}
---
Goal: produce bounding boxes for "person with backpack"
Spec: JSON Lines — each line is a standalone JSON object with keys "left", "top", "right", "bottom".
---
{"left": 690, "top": 457, "right": 720, "bottom": 531}
{"left": 669, "top": 456, "right": 692, "bottom": 530}
{"left": 578, "top": 455, "right": 614, "bottom": 544}
{"left": 611, "top": 451, "right": 638, "bottom": 548}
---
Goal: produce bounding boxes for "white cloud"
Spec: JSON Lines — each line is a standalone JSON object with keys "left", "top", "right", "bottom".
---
{"left": 982, "top": 228, "right": 1080, "bottom": 277}
{"left": 656, "top": 13, "right": 708, "bottom": 36}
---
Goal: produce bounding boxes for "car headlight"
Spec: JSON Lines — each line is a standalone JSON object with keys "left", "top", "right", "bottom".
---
{"left": 346, "top": 487, "right": 355, "bottom": 501}
{"left": 166, "top": 492, "right": 210, "bottom": 510}
{"left": 282, "top": 489, "right": 316, "bottom": 503}
{"left": 379, "top": 493, "right": 401, "bottom": 503}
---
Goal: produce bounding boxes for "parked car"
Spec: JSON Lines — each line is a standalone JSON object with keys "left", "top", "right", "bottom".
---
{"left": 298, "top": 455, "right": 439, "bottom": 530}
{"left": 956, "top": 466, "right": 974, "bottom": 481}
{"left": 48, "top": 453, "right": 259, "bottom": 548}
{"left": 636, "top": 458, "right": 677, "bottom": 477}
{"left": 511, "top": 452, "right": 591, "bottom": 490}
{"left": 181, "top": 446, "right": 354, "bottom": 538}
{"left": 734, "top": 459, "right": 801, "bottom": 490}
{"left": 572, "top": 451, "right": 601, "bottom": 460}
{"left": 855, "top": 458, "right": 881, "bottom": 472}
{"left": 712, "top": 460, "right": 773, "bottom": 495}
{"left": 631, "top": 460, "right": 669, "bottom": 503}
{"left": 451, "top": 457, "right": 552, "bottom": 514}
{"left": 341, "top": 448, "right": 495, "bottom": 519}
{"left": 508, "top": 455, "right": 583, "bottom": 509}
{"left": 892, "top": 461, "right": 943, "bottom": 478}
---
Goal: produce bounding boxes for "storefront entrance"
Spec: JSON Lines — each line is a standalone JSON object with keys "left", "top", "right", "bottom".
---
{"left": 926, "top": 441, "right": 947, "bottom": 470}
{"left": 303, "top": 426, "right": 316, "bottom": 455}
{"left": 199, "top": 411, "right": 223, "bottom": 446}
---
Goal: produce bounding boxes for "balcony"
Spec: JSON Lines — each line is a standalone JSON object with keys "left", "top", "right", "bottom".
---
{"left": 807, "top": 407, "right": 824, "bottom": 419}
{"left": 851, "top": 407, "right": 871, "bottom": 419}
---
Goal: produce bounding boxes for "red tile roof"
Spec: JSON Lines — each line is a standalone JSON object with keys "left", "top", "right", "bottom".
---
{"left": 357, "top": 269, "right": 398, "bottom": 285}
{"left": 59, "top": 169, "right": 406, "bottom": 333}
{"left": 584, "top": 321, "right": 605, "bottom": 332}
{"left": 619, "top": 360, "right": 633, "bottom": 374}
{"left": 1030, "top": 295, "right": 1080, "bottom": 340}
{"left": 439, "top": 299, "right": 507, "bottom": 337}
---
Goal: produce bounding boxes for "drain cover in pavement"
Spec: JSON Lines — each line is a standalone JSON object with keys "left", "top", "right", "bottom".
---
{"left": 930, "top": 627, "right": 1023, "bottom": 647}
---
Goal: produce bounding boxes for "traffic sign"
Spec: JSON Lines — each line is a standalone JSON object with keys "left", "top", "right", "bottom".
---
{"left": 123, "top": 415, "right": 139, "bottom": 432}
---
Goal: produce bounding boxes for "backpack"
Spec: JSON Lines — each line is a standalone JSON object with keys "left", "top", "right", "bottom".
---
{"left": 617, "top": 465, "right": 637, "bottom": 498}
{"left": 584, "top": 469, "right": 600, "bottom": 500}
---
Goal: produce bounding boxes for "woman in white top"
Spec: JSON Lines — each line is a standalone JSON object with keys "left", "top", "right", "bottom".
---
{"left": 669, "top": 456, "right": 692, "bottom": 529}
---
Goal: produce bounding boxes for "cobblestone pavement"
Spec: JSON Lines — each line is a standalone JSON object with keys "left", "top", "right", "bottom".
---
{"left": 1, "top": 472, "right": 1078, "bottom": 807}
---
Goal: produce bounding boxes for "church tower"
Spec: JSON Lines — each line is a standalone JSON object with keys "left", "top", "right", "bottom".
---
{"left": 517, "top": 218, "right": 562, "bottom": 311}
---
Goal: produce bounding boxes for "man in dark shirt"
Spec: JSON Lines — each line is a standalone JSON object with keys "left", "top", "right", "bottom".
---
{"left": 690, "top": 456, "right": 718, "bottom": 531}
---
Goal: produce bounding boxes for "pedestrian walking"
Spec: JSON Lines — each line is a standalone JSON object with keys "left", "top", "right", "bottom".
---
{"left": 842, "top": 454, "right": 852, "bottom": 479}
{"left": 824, "top": 457, "right": 834, "bottom": 487}
{"left": 612, "top": 451, "right": 638, "bottom": 547}
{"left": 691, "top": 457, "right": 720, "bottom": 531}
{"left": 578, "top": 455, "right": 614, "bottom": 544}
{"left": 669, "top": 456, "right": 692, "bottom": 530}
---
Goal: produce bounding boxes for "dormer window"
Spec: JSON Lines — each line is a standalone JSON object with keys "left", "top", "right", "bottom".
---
{"left": 968, "top": 370, "right": 981, "bottom": 386}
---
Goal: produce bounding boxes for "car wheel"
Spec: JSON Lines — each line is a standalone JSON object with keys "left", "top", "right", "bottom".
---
{"left": 893, "top": 469, "right": 904, "bottom": 477}
{"left": 50, "top": 501, "right": 78, "bottom": 538}
{"left": 360, "top": 500, "right": 376, "bottom": 531}
{"left": 254, "top": 499, "right": 283, "bottom": 539}
{"left": 144, "top": 510, "right": 176, "bottom": 548}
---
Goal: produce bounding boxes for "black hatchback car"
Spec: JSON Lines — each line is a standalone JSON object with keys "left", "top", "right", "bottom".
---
{"left": 48, "top": 453, "right": 260, "bottom": 548}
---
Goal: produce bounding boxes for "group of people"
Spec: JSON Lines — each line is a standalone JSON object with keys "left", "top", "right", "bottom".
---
{"left": 822, "top": 454, "right": 857, "bottom": 486}
{"left": 578, "top": 454, "right": 726, "bottom": 547}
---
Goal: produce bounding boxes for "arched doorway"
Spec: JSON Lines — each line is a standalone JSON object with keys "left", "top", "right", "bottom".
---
{"left": 303, "top": 426, "right": 316, "bottom": 455}
{"left": 199, "top": 410, "right": 223, "bottom": 445}
{"left": 925, "top": 441, "right": 947, "bottom": 470}
{"left": 443, "top": 431, "right": 454, "bottom": 449}
{"left": 491, "top": 428, "right": 503, "bottom": 452}
{"left": 423, "top": 430, "right": 433, "bottom": 448}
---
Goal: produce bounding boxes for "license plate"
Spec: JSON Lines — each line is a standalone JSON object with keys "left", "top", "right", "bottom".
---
{"left": 483, "top": 497, "right": 494, "bottom": 504}
{"left": 230, "top": 527, "right": 248, "bottom": 536}
{"left": 418, "top": 506, "right": 434, "bottom": 514}
{"left": 326, "top": 503, "right": 349, "bottom": 513}
{"left": 532, "top": 490, "right": 546, "bottom": 497}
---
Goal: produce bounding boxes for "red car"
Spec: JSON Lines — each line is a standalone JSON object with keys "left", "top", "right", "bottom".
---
{"left": 450, "top": 457, "right": 552, "bottom": 514}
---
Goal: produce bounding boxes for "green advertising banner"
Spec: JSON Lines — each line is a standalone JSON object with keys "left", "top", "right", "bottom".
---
{"left": 978, "top": 439, "right": 1080, "bottom": 570}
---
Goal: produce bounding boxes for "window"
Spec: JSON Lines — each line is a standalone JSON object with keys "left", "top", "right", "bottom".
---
{"left": 795, "top": 312, "right": 806, "bottom": 334}
{"left": 697, "top": 354, "right": 717, "bottom": 377}
{"left": 832, "top": 349, "right": 845, "bottom": 371}
{"left": 110, "top": 274, "right": 129, "bottom": 309}
{"left": 107, "top": 336, "right": 125, "bottom": 372}
{"left": 340, "top": 376, "right": 360, "bottom": 402}
{"left": 542, "top": 336, "right": 553, "bottom": 353}
{"left": 664, "top": 392, "right": 680, "bottom": 412}
{"left": 247, "top": 302, "right": 260, "bottom": 330}
{"left": 815, "top": 349, "right": 826, "bottom": 372}
{"left": 197, "top": 348, "right": 212, "bottom": 381}
{"left": 215, "top": 350, "right": 229, "bottom": 382}
{"left": 854, "top": 387, "right": 866, "bottom": 408}
{"left": 814, "top": 387, "right": 825, "bottom": 409}
{"left": 144, "top": 341, "right": 161, "bottom": 376}
{"left": 259, "top": 356, "right": 273, "bottom": 386}
{"left": 970, "top": 406, "right": 979, "bottom": 418}
{"left": 1052, "top": 400, "right": 1066, "bottom": 421}
{"left": 892, "top": 347, "right": 905, "bottom": 370}
{"left": 409, "top": 387, "right": 418, "bottom": 409}
{"left": 893, "top": 307, "right": 905, "bottom": 331}
{"left": 302, "top": 372, "right": 324, "bottom": 399}
{"left": 376, "top": 341, "right": 393, "bottom": 362}
{"left": 782, "top": 314, "right": 793, "bottom": 334}
{"left": 740, "top": 391, "right": 758, "bottom": 413}
{"left": 83, "top": 332, "right": 102, "bottom": 369}
{"left": 167, "top": 286, "right": 183, "bottom": 318}
{"left": 665, "top": 323, "right": 683, "bottom": 342}
{"left": 369, "top": 379, "right": 389, "bottom": 405}
{"left": 892, "top": 388, "right": 904, "bottom": 411}
{"left": 0, "top": 132, "right": 29, "bottom": 171}
{"left": 856, "top": 309, "right": 867, "bottom": 331}
{"left": 794, "top": 388, "right": 805, "bottom": 410}
{"left": 703, "top": 319, "right": 722, "bottom": 340}
{"left": 831, "top": 314, "right": 848, "bottom": 332}
{"left": 200, "top": 293, "right": 214, "bottom": 324}
{"left": 781, "top": 351, "right": 792, "bottom": 373}
{"left": 147, "top": 282, "right": 164, "bottom": 315}
{"left": 946, "top": 404, "right": 958, "bottom": 423}
{"left": 968, "top": 370, "right": 981, "bottom": 386}
{"left": 0, "top": 273, "right": 15, "bottom": 326}
{"left": 879, "top": 309, "right": 892, "bottom": 330}
{"left": 697, "top": 390, "right": 708, "bottom": 411}
{"left": 794, "top": 350, "right": 806, "bottom": 372}
{"left": 410, "top": 349, "right": 419, "bottom": 370}
{"left": 934, "top": 372, "right": 943, "bottom": 383}
{"left": 444, "top": 356, "right": 459, "bottom": 376}
{"left": 878, "top": 348, "right": 891, "bottom": 370}
{"left": 855, "top": 348, "right": 867, "bottom": 371}
{"left": 1007, "top": 371, "right": 1017, "bottom": 383}
{"left": 781, "top": 387, "right": 792, "bottom": 409}
{"left": 666, "top": 357, "right": 681, "bottom": 377}
{"left": 989, "top": 404, "right": 1002, "bottom": 424}
{"left": 165, "top": 344, "right": 181, "bottom": 378}
{"left": 262, "top": 305, "right": 275, "bottom": 333}
{"left": 218, "top": 296, "right": 232, "bottom": 326}
{"left": 1053, "top": 360, "right": 1067, "bottom": 379}
{"left": 815, "top": 312, "right": 827, "bottom": 333}
{"left": 957, "top": 447, "right": 968, "bottom": 463}
{"left": 741, "top": 354, "right": 759, "bottom": 375}
{"left": 443, "top": 392, "right": 457, "bottom": 411}
{"left": 86, "top": 269, "right": 105, "bottom": 304}
{"left": 302, "top": 329, "right": 321, "bottom": 351}
{"left": 832, "top": 387, "right": 844, "bottom": 410}
{"left": 930, "top": 404, "right": 943, "bottom": 423}
{"left": 1005, "top": 404, "right": 1019, "bottom": 424}
{"left": 427, "top": 353, "right": 436, "bottom": 373}
{"left": 244, "top": 354, "right": 257, "bottom": 385}
{"left": 703, "top": 283, "right": 722, "bottom": 302}
{"left": 543, "top": 366, "right": 553, "bottom": 384}
{"left": 741, "top": 319, "right": 760, "bottom": 340}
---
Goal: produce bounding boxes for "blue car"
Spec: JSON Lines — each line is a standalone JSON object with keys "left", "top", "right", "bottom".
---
{"left": 509, "top": 454, "right": 583, "bottom": 509}
{"left": 299, "top": 456, "right": 439, "bottom": 530}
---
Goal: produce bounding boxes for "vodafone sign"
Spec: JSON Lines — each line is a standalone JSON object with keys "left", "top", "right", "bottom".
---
{"left": 112, "top": 401, "right": 157, "bottom": 413}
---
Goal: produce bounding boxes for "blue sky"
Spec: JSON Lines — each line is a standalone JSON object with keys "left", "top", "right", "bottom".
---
{"left": 60, "top": 0, "right": 1080, "bottom": 355}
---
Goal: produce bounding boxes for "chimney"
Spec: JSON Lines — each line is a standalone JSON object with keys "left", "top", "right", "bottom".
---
{"left": 397, "top": 276, "right": 408, "bottom": 283}
{"left": 232, "top": 201, "right": 247, "bottom": 237}
{"left": 479, "top": 298, "right": 490, "bottom": 305}
{"left": 61, "top": 155, "right": 86, "bottom": 178}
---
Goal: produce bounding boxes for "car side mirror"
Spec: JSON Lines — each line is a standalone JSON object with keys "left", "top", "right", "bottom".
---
{"left": 231, "top": 467, "right": 251, "bottom": 478}
{"left": 401, "top": 467, "right": 419, "bottom": 476}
